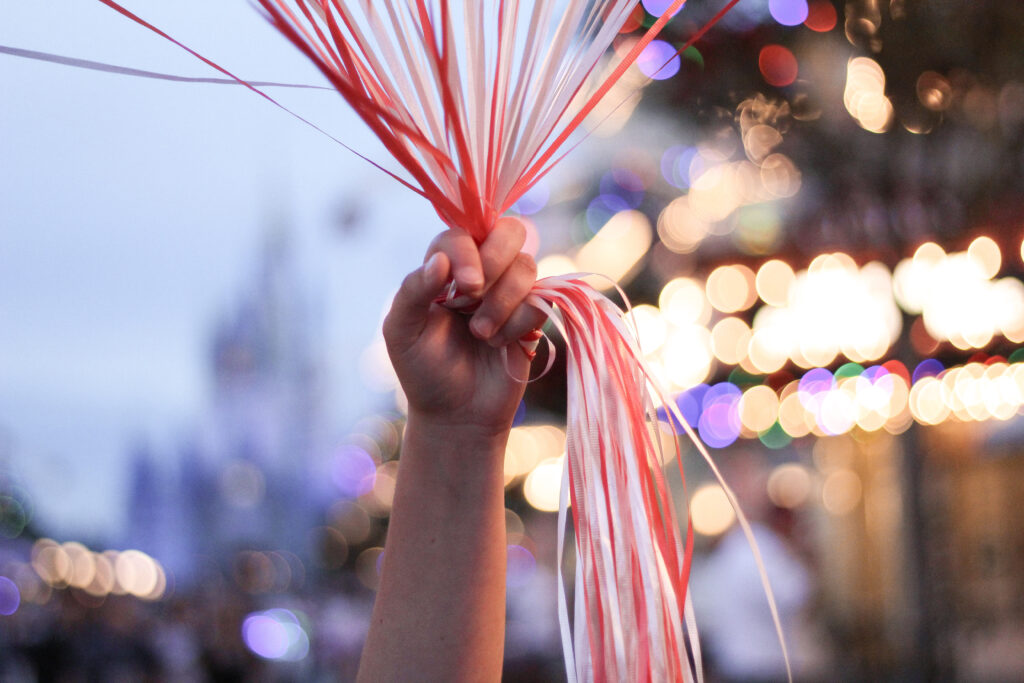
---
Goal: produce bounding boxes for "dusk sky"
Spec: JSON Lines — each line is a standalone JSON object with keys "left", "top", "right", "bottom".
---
{"left": 1, "top": 0, "right": 450, "bottom": 538}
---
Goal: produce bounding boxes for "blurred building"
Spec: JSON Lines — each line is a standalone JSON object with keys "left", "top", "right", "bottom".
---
{"left": 124, "top": 231, "right": 331, "bottom": 585}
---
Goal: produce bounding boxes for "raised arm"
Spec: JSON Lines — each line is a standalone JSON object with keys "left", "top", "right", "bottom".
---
{"left": 357, "top": 219, "right": 544, "bottom": 682}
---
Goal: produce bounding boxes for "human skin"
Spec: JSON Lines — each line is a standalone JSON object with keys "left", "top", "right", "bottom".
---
{"left": 357, "top": 218, "right": 546, "bottom": 682}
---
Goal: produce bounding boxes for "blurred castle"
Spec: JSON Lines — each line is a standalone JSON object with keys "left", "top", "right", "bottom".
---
{"left": 123, "top": 232, "right": 332, "bottom": 585}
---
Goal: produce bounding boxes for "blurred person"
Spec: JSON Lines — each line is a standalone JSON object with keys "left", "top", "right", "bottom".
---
{"left": 690, "top": 456, "right": 823, "bottom": 683}
{"left": 357, "top": 219, "right": 545, "bottom": 682}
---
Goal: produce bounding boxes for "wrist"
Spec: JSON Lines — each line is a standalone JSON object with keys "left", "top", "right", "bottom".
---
{"left": 405, "top": 410, "right": 514, "bottom": 450}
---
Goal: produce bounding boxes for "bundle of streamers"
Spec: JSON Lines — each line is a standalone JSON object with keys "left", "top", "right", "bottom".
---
{"left": 86, "top": 1, "right": 787, "bottom": 681}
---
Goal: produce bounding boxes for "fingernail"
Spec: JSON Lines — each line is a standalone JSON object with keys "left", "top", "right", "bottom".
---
{"left": 471, "top": 316, "right": 494, "bottom": 339}
{"left": 456, "top": 266, "right": 484, "bottom": 292}
{"left": 448, "top": 294, "right": 477, "bottom": 309}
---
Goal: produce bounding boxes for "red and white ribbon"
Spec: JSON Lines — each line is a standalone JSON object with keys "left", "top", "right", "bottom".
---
{"left": 66, "top": 1, "right": 789, "bottom": 680}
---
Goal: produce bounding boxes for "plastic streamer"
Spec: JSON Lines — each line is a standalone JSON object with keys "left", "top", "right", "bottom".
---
{"left": 74, "top": 1, "right": 792, "bottom": 681}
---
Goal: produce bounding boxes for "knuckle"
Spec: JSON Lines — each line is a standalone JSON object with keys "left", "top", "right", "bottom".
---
{"left": 514, "top": 251, "right": 538, "bottom": 277}
{"left": 426, "top": 232, "right": 446, "bottom": 255}
{"left": 484, "top": 288, "right": 518, "bottom": 316}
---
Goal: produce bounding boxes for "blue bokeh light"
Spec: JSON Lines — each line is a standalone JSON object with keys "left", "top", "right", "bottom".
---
{"left": 506, "top": 545, "right": 537, "bottom": 587}
{"left": 599, "top": 168, "right": 645, "bottom": 208}
{"left": 637, "top": 40, "right": 681, "bottom": 80}
{"left": 769, "top": 0, "right": 809, "bottom": 26}
{"left": 798, "top": 368, "right": 834, "bottom": 409}
{"left": 660, "top": 145, "right": 698, "bottom": 189}
{"left": 512, "top": 181, "right": 550, "bottom": 216}
{"left": 698, "top": 383, "right": 742, "bottom": 448}
{"left": 0, "top": 576, "right": 20, "bottom": 616}
{"left": 641, "top": 0, "right": 685, "bottom": 17}
{"left": 912, "top": 358, "right": 945, "bottom": 384}
{"left": 242, "top": 608, "right": 310, "bottom": 662}
{"left": 331, "top": 445, "right": 376, "bottom": 498}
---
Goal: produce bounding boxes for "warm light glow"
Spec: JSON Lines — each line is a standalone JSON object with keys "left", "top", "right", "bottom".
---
{"left": 662, "top": 325, "right": 715, "bottom": 390}
{"left": 751, "top": 255, "right": 900, "bottom": 368}
{"left": 910, "top": 376, "right": 949, "bottom": 425}
{"left": 706, "top": 265, "right": 757, "bottom": 313}
{"left": 844, "top": 57, "right": 893, "bottom": 133}
{"left": 778, "top": 392, "right": 813, "bottom": 438}
{"left": 356, "top": 547, "right": 385, "bottom": 591}
{"left": 895, "top": 240, "right": 1024, "bottom": 349}
{"left": 759, "top": 154, "right": 802, "bottom": 198}
{"left": 967, "top": 235, "right": 1001, "bottom": 279}
{"left": 766, "top": 463, "right": 812, "bottom": 509}
{"left": 659, "top": 277, "right": 711, "bottom": 327}
{"left": 747, "top": 327, "right": 789, "bottom": 374}
{"left": 690, "top": 484, "right": 736, "bottom": 536}
{"left": 688, "top": 163, "right": 742, "bottom": 221}
{"left": 83, "top": 553, "right": 116, "bottom": 597}
{"left": 822, "top": 469, "right": 862, "bottom": 515}
{"left": 524, "top": 457, "right": 564, "bottom": 512}
{"left": 756, "top": 259, "right": 795, "bottom": 307}
{"left": 916, "top": 71, "right": 952, "bottom": 111}
{"left": 63, "top": 542, "right": 96, "bottom": 590}
{"left": 575, "top": 210, "right": 652, "bottom": 289}
{"left": 739, "top": 385, "right": 780, "bottom": 433}
{"left": 504, "top": 425, "right": 565, "bottom": 486}
{"left": 31, "top": 539, "right": 70, "bottom": 587}
{"left": 657, "top": 197, "right": 710, "bottom": 253}
{"left": 536, "top": 253, "right": 578, "bottom": 279}
{"left": 743, "top": 124, "right": 784, "bottom": 164}
{"left": 711, "top": 317, "right": 752, "bottom": 365}
{"left": 116, "top": 550, "right": 160, "bottom": 598}
{"left": 630, "top": 304, "right": 669, "bottom": 355}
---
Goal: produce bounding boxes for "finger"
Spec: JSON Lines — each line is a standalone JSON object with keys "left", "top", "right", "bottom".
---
{"left": 383, "top": 252, "right": 450, "bottom": 350}
{"left": 469, "top": 252, "right": 538, "bottom": 344}
{"left": 489, "top": 303, "right": 548, "bottom": 349}
{"left": 425, "top": 227, "right": 484, "bottom": 297}
{"left": 478, "top": 216, "right": 526, "bottom": 288}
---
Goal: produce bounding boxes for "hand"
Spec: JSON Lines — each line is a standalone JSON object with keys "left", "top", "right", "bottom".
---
{"left": 383, "top": 218, "right": 546, "bottom": 436}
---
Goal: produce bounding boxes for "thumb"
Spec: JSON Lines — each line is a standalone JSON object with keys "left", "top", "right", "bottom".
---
{"left": 383, "top": 252, "right": 450, "bottom": 349}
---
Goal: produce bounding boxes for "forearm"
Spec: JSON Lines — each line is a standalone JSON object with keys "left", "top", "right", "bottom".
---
{"left": 357, "top": 414, "right": 509, "bottom": 683}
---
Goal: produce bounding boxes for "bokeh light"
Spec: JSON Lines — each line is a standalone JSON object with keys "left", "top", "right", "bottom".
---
{"left": 331, "top": 445, "right": 377, "bottom": 498}
{"left": 660, "top": 146, "right": 699, "bottom": 190}
{"left": 355, "top": 547, "right": 384, "bottom": 591}
{"left": 660, "top": 277, "right": 711, "bottom": 327}
{"left": 740, "top": 385, "right": 780, "bottom": 433}
{"left": 755, "top": 259, "right": 795, "bottom": 306}
{"left": 242, "top": 608, "right": 310, "bottom": 662}
{"left": 641, "top": 0, "right": 685, "bottom": 18}
{"left": 506, "top": 545, "right": 537, "bottom": 587}
{"left": 657, "top": 197, "right": 710, "bottom": 253}
{"left": 804, "top": 0, "right": 837, "bottom": 32}
{"left": 711, "top": 317, "right": 752, "bottom": 366}
{"left": 575, "top": 210, "right": 652, "bottom": 289}
{"left": 767, "top": 463, "right": 813, "bottom": 509}
{"left": 769, "top": 0, "right": 809, "bottom": 27}
{"left": 698, "top": 383, "right": 742, "bottom": 448}
{"left": 822, "top": 469, "right": 862, "bottom": 515}
{"left": 706, "top": 264, "right": 757, "bottom": 313}
{"left": 0, "top": 576, "right": 20, "bottom": 616}
{"left": 637, "top": 40, "right": 681, "bottom": 80}
{"left": 690, "top": 484, "right": 736, "bottom": 536}
{"left": 524, "top": 457, "right": 564, "bottom": 512}
{"left": 844, "top": 57, "right": 893, "bottom": 133}
{"left": 759, "top": 45, "right": 798, "bottom": 87}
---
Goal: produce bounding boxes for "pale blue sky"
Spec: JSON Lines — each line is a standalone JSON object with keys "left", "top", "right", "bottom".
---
{"left": 0, "top": 0, "right": 448, "bottom": 539}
